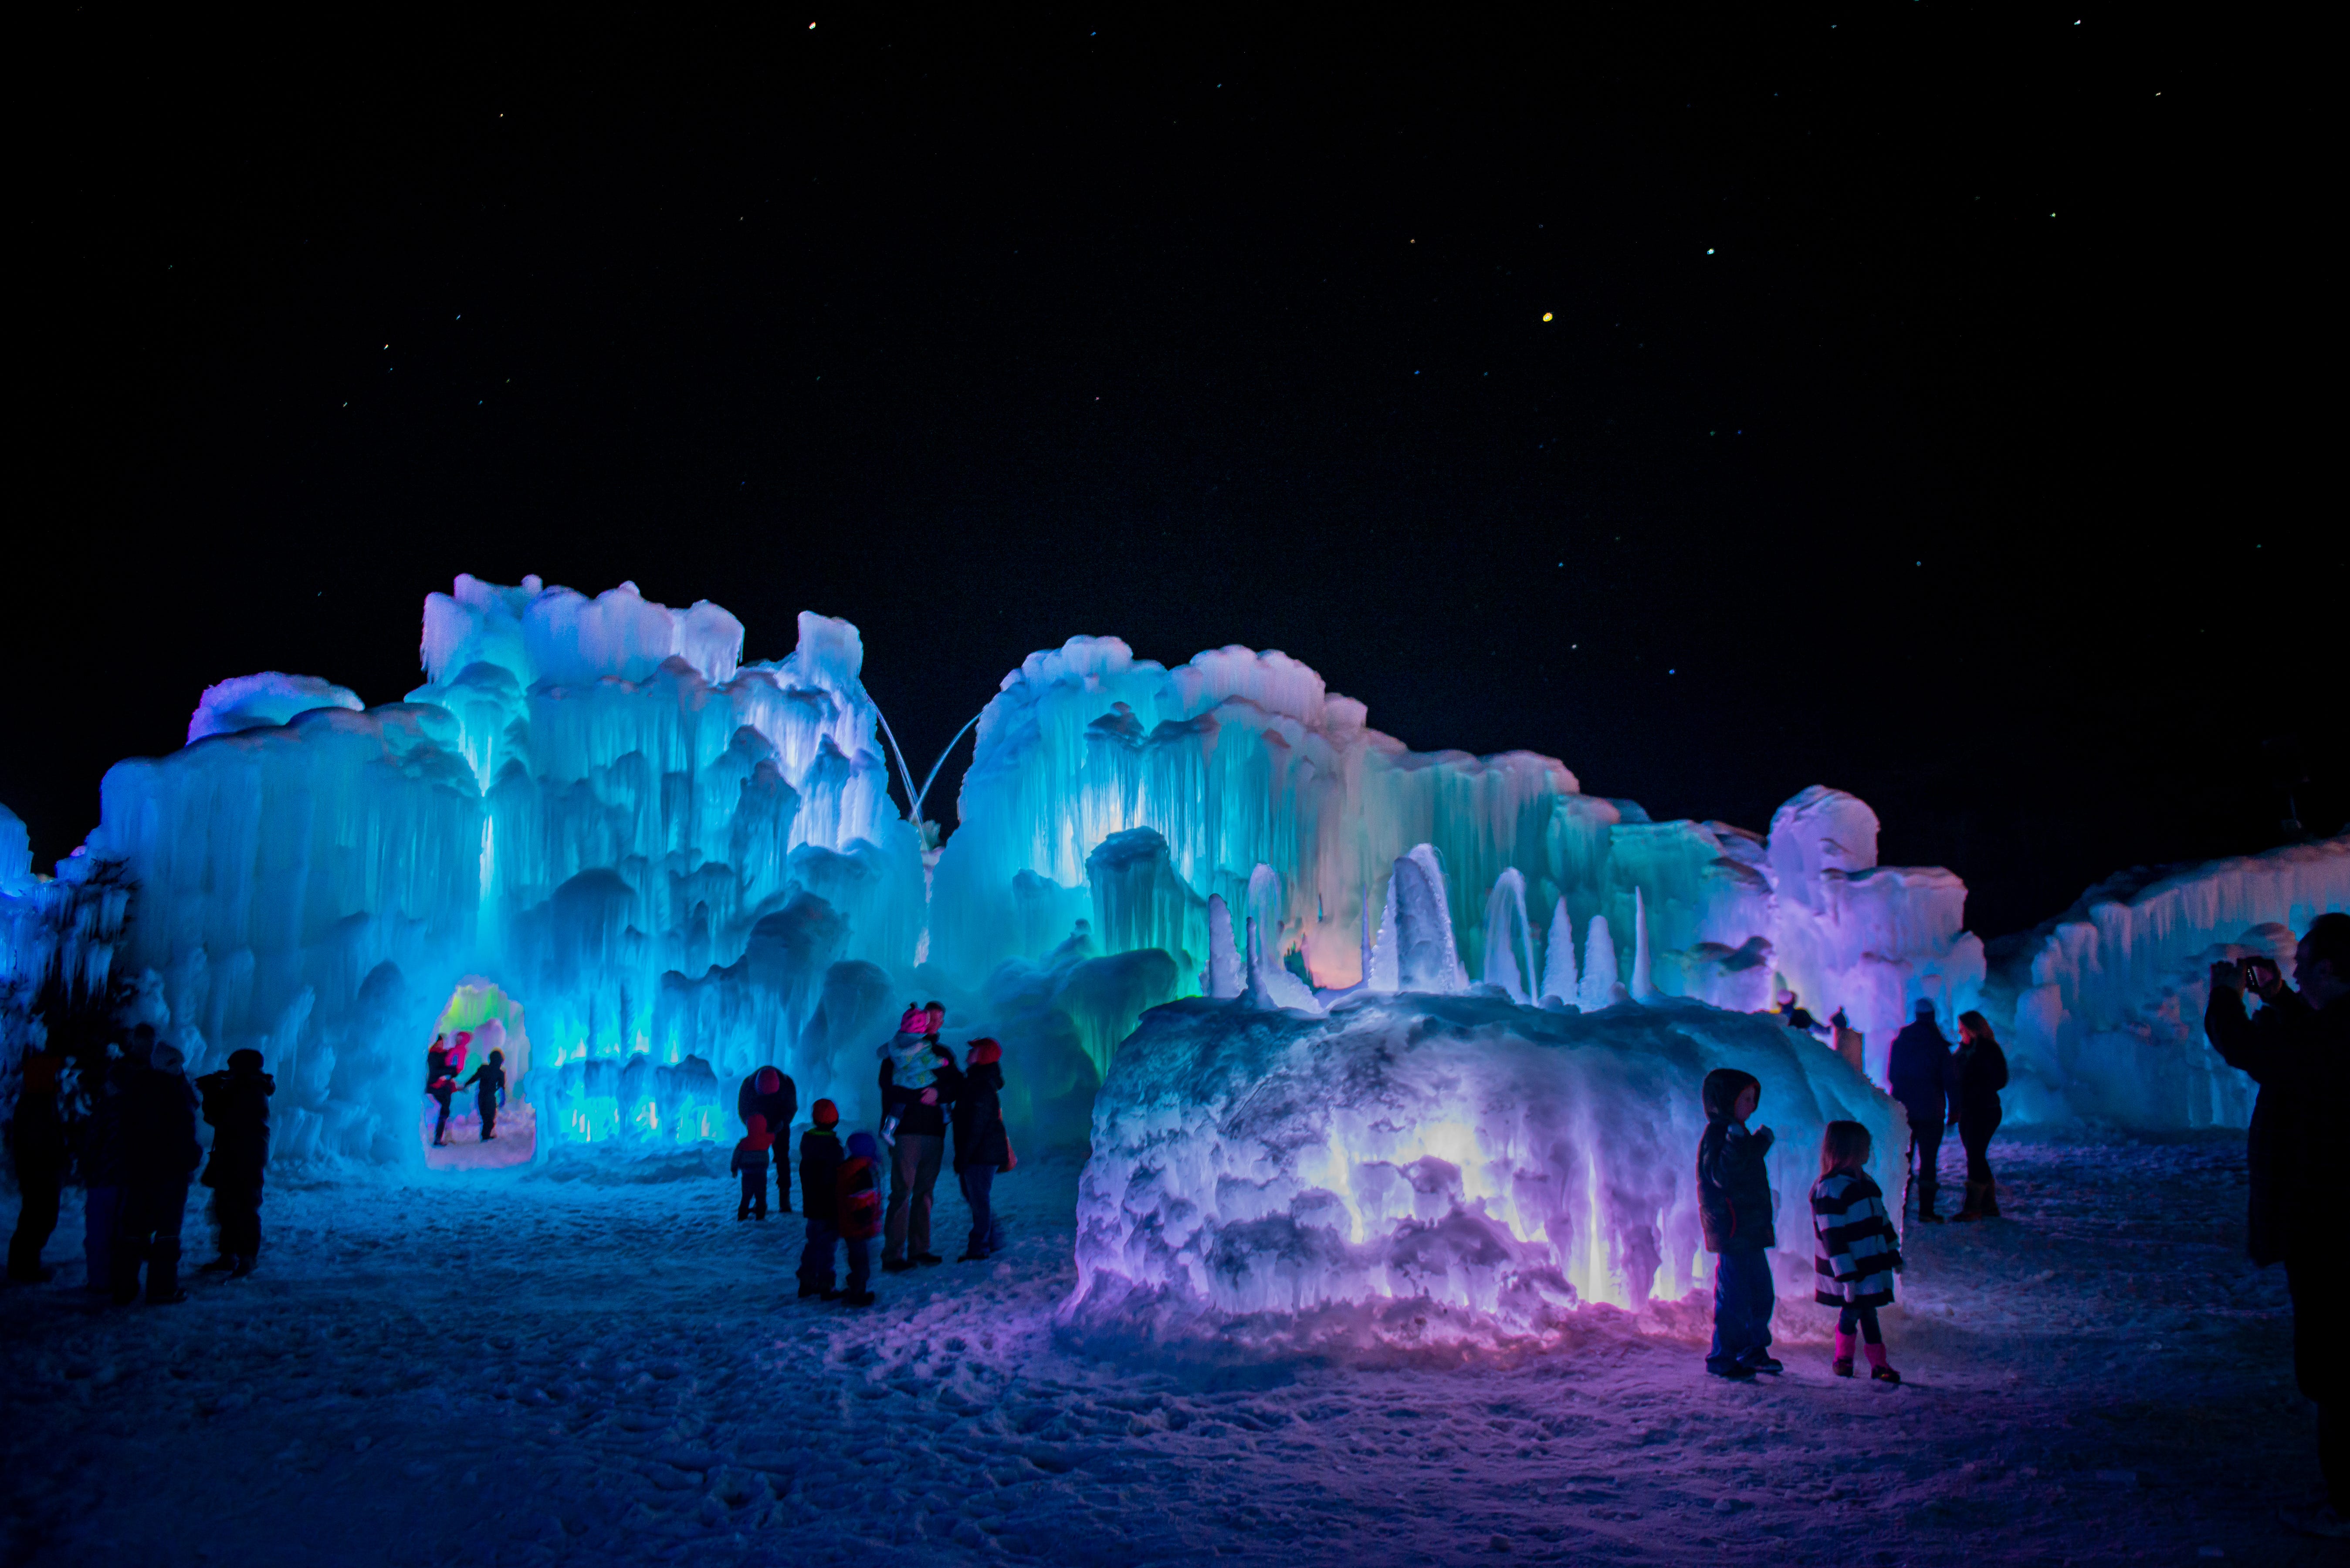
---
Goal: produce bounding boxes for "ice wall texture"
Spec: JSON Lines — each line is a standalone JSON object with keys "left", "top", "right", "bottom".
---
{"left": 928, "top": 638, "right": 1983, "bottom": 1061}
{"left": 71, "top": 577, "right": 919, "bottom": 1166}
{"left": 1984, "top": 835, "right": 2350, "bottom": 1129}
{"left": 1062, "top": 992, "right": 1906, "bottom": 1352}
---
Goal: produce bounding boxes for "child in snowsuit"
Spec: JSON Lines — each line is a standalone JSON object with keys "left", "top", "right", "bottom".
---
{"left": 1696, "top": 1066, "right": 1780, "bottom": 1378}
{"left": 463, "top": 1049, "right": 507, "bottom": 1142}
{"left": 836, "top": 1129, "right": 884, "bottom": 1307}
{"left": 732, "top": 1115, "right": 773, "bottom": 1220}
{"left": 951, "top": 1038, "right": 1013, "bottom": 1261}
{"left": 796, "top": 1100, "right": 846, "bottom": 1298}
{"left": 194, "top": 1048, "right": 274, "bottom": 1277}
{"left": 1812, "top": 1120, "right": 1903, "bottom": 1382}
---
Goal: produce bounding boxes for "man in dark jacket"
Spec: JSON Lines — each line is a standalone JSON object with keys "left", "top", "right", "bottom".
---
{"left": 2208, "top": 912, "right": 2350, "bottom": 1539}
{"left": 1696, "top": 1066, "right": 1779, "bottom": 1379}
{"left": 79, "top": 1042, "right": 136, "bottom": 1293}
{"left": 6, "top": 1049, "right": 68, "bottom": 1284}
{"left": 195, "top": 1049, "right": 273, "bottom": 1278}
{"left": 115, "top": 1040, "right": 203, "bottom": 1304}
{"left": 1886, "top": 998, "right": 1955, "bottom": 1221}
{"left": 737, "top": 1066, "right": 798, "bottom": 1213}
{"left": 951, "top": 1039, "right": 1012, "bottom": 1261}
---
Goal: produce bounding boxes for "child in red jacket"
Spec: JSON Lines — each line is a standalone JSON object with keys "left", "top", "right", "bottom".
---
{"left": 836, "top": 1129, "right": 883, "bottom": 1306}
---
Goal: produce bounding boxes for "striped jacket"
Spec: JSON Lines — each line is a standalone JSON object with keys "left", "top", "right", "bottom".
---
{"left": 1810, "top": 1170, "right": 1901, "bottom": 1308}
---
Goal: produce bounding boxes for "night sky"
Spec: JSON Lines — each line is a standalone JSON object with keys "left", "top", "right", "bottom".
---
{"left": 12, "top": 8, "right": 2334, "bottom": 939}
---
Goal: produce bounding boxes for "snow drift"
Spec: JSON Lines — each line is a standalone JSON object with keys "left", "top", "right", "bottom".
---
{"left": 1061, "top": 991, "right": 1906, "bottom": 1352}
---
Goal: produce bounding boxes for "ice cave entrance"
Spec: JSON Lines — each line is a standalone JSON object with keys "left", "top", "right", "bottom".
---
{"left": 421, "top": 980, "right": 538, "bottom": 1171}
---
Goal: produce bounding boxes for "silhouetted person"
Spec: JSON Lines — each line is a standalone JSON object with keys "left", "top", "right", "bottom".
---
{"left": 1951, "top": 1011, "right": 2010, "bottom": 1222}
{"left": 1886, "top": 998, "right": 1954, "bottom": 1222}
{"left": 951, "top": 1038, "right": 1012, "bottom": 1261}
{"left": 736, "top": 1065, "right": 797, "bottom": 1210}
{"left": 6, "top": 1049, "right": 67, "bottom": 1284}
{"left": 195, "top": 1048, "right": 273, "bottom": 1277}
{"left": 797, "top": 1100, "right": 846, "bottom": 1298}
{"left": 2208, "top": 912, "right": 2350, "bottom": 1539}
{"left": 732, "top": 1114, "right": 773, "bottom": 1220}
{"left": 114, "top": 1040, "right": 202, "bottom": 1304}
{"left": 425, "top": 1033, "right": 460, "bottom": 1146}
{"left": 879, "top": 1004, "right": 962, "bottom": 1272}
{"left": 464, "top": 1048, "right": 507, "bottom": 1141}
{"left": 79, "top": 1034, "right": 140, "bottom": 1293}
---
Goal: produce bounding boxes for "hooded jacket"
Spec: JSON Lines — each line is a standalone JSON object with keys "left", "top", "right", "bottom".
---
{"left": 799, "top": 1125, "right": 844, "bottom": 1219}
{"left": 196, "top": 1059, "right": 274, "bottom": 1187}
{"left": 1886, "top": 1016, "right": 1954, "bottom": 1125}
{"left": 1695, "top": 1068, "right": 1775, "bottom": 1252}
{"left": 951, "top": 1061, "right": 1010, "bottom": 1173}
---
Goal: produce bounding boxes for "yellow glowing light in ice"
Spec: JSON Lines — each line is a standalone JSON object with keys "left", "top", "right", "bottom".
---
{"left": 1541, "top": 312, "right": 1554, "bottom": 322}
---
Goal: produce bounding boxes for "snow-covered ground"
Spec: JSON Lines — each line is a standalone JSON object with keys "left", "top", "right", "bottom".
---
{"left": 0, "top": 1135, "right": 2331, "bottom": 1567}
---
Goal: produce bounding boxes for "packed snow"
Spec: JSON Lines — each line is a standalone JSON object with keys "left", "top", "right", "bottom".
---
{"left": 2, "top": 1133, "right": 2333, "bottom": 1566}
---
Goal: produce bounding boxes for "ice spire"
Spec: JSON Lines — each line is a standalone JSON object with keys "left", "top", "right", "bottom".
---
{"left": 1205, "top": 893, "right": 1244, "bottom": 999}
{"left": 1365, "top": 874, "right": 1400, "bottom": 993}
{"left": 1630, "top": 886, "right": 1657, "bottom": 1003}
{"left": 1392, "top": 844, "right": 1466, "bottom": 994}
{"left": 1541, "top": 896, "right": 1578, "bottom": 1006}
{"left": 1244, "top": 913, "right": 1323, "bottom": 1014}
{"left": 1482, "top": 868, "right": 1536, "bottom": 1004}
{"left": 1579, "top": 915, "right": 1620, "bottom": 1010}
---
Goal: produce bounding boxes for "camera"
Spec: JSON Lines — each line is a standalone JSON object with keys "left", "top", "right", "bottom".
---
{"left": 2240, "top": 956, "right": 2281, "bottom": 992}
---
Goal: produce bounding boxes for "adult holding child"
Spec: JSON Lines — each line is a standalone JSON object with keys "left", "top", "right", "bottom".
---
{"left": 2207, "top": 912, "right": 2350, "bottom": 1540}
{"left": 878, "top": 1002, "right": 962, "bottom": 1273}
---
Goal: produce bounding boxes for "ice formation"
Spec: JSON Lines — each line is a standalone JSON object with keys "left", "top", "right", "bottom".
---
{"left": 1982, "top": 834, "right": 2350, "bottom": 1129}
{"left": 1063, "top": 989, "right": 1906, "bottom": 1350}
{"left": 2, "top": 576, "right": 2013, "bottom": 1169}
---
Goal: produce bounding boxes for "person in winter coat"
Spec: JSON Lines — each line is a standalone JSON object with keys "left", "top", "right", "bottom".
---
{"left": 463, "top": 1049, "right": 507, "bottom": 1142}
{"left": 736, "top": 1066, "right": 798, "bottom": 1211}
{"left": 1950, "top": 1012, "right": 2010, "bottom": 1222}
{"left": 1811, "top": 1120, "right": 1903, "bottom": 1383}
{"left": 796, "top": 1100, "right": 846, "bottom": 1298}
{"left": 951, "top": 1038, "right": 1013, "bottom": 1261}
{"left": 1696, "top": 1067, "right": 1779, "bottom": 1379}
{"left": 1885, "top": 998, "right": 1955, "bottom": 1221}
{"left": 6, "top": 1049, "right": 68, "bottom": 1284}
{"left": 1829, "top": 1007, "right": 1866, "bottom": 1076}
{"left": 114, "top": 1040, "right": 203, "bottom": 1305}
{"left": 731, "top": 1115, "right": 773, "bottom": 1220}
{"left": 836, "top": 1129, "right": 884, "bottom": 1307}
{"left": 425, "top": 1034, "right": 460, "bottom": 1146}
{"left": 194, "top": 1049, "right": 273, "bottom": 1278}
{"left": 2207, "top": 912, "right": 2350, "bottom": 1539}
{"left": 878, "top": 1005, "right": 963, "bottom": 1272}
{"left": 79, "top": 1046, "right": 135, "bottom": 1293}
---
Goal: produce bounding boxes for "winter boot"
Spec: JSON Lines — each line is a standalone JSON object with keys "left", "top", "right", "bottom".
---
{"left": 1954, "top": 1181, "right": 1987, "bottom": 1222}
{"left": 1864, "top": 1343, "right": 1900, "bottom": 1385}
{"left": 1832, "top": 1329, "right": 1856, "bottom": 1378}
{"left": 146, "top": 1238, "right": 186, "bottom": 1304}
{"left": 796, "top": 1278, "right": 827, "bottom": 1299}
{"left": 1981, "top": 1180, "right": 2000, "bottom": 1218}
{"left": 228, "top": 1254, "right": 256, "bottom": 1280}
{"left": 842, "top": 1290, "right": 877, "bottom": 1308}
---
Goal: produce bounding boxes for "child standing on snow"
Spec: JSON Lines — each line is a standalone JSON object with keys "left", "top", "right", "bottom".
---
{"left": 836, "top": 1129, "right": 884, "bottom": 1307}
{"left": 463, "top": 1048, "right": 507, "bottom": 1142}
{"left": 1811, "top": 1120, "right": 1903, "bottom": 1383}
{"left": 796, "top": 1100, "right": 846, "bottom": 1298}
{"left": 1696, "top": 1067, "right": 1781, "bottom": 1379}
{"left": 732, "top": 1115, "right": 773, "bottom": 1221}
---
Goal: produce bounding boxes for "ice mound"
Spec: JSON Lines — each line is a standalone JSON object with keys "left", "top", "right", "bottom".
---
{"left": 186, "top": 672, "right": 365, "bottom": 743}
{"left": 1984, "top": 834, "right": 2350, "bottom": 1129}
{"left": 1062, "top": 992, "right": 1905, "bottom": 1353}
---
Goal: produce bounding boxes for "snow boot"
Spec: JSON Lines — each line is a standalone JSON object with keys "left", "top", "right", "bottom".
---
{"left": 1704, "top": 1360, "right": 1756, "bottom": 1380}
{"left": 882, "top": 1257, "right": 916, "bottom": 1274}
{"left": 146, "top": 1239, "right": 184, "bottom": 1304}
{"left": 796, "top": 1278, "right": 827, "bottom": 1299}
{"left": 841, "top": 1290, "right": 877, "bottom": 1308}
{"left": 1954, "top": 1181, "right": 1987, "bottom": 1222}
{"left": 1981, "top": 1181, "right": 2001, "bottom": 1218}
{"left": 1864, "top": 1343, "right": 1900, "bottom": 1385}
{"left": 914, "top": 1252, "right": 945, "bottom": 1266}
{"left": 1832, "top": 1330, "right": 1856, "bottom": 1378}
{"left": 228, "top": 1255, "right": 256, "bottom": 1280}
{"left": 1740, "top": 1354, "right": 1784, "bottom": 1375}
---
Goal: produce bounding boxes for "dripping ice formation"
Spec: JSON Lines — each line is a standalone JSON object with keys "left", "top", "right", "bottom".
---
{"left": 9, "top": 572, "right": 2336, "bottom": 1175}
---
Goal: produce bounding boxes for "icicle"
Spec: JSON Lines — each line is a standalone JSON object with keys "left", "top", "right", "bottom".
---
{"left": 1631, "top": 886, "right": 1657, "bottom": 1002}
{"left": 1482, "top": 868, "right": 1534, "bottom": 1004}
{"left": 1365, "top": 873, "right": 1400, "bottom": 993}
{"left": 1392, "top": 845, "right": 1466, "bottom": 995}
{"left": 1579, "top": 915, "right": 1619, "bottom": 1010}
{"left": 1205, "top": 893, "right": 1243, "bottom": 999}
{"left": 1541, "top": 895, "right": 1578, "bottom": 1006}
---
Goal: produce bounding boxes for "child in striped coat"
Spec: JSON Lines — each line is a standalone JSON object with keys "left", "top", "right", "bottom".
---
{"left": 1812, "top": 1120, "right": 1903, "bottom": 1384}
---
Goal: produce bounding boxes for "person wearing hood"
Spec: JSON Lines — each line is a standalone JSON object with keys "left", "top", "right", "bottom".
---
{"left": 195, "top": 1049, "right": 274, "bottom": 1278}
{"left": 878, "top": 1003, "right": 963, "bottom": 1273}
{"left": 736, "top": 1065, "right": 798, "bottom": 1213}
{"left": 1696, "top": 1067, "right": 1780, "bottom": 1379}
{"left": 951, "top": 1038, "right": 1013, "bottom": 1262}
{"left": 6, "top": 1048, "right": 68, "bottom": 1284}
{"left": 114, "top": 1038, "right": 203, "bottom": 1304}
{"left": 1885, "top": 998, "right": 1955, "bottom": 1222}
{"left": 425, "top": 1033, "right": 462, "bottom": 1147}
{"left": 836, "top": 1129, "right": 884, "bottom": 1307}
{"left": 463, "top": 1049, "right": 507, "bottom": 1142}
{"left": 2207, "top": 913, "right": 2350, "bottom": 1539}
{"left": 796, "top": 1100, "right": 847, "bottom": 1298}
